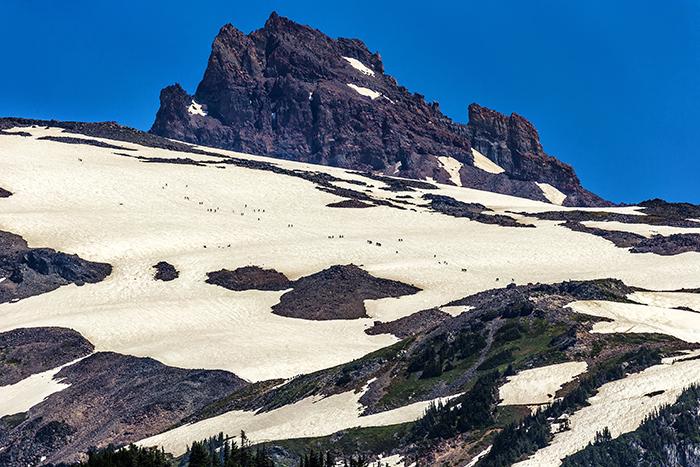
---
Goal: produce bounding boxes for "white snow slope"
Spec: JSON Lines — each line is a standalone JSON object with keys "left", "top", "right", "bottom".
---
{"left": 0, "top": 126, "right": 698, "bottom": 457}
{"left": 499, "top": 361, "right": 587, "bottom": 407}
{"left": 138, "top": 379, "right": 457, "bottom": 456}
{"left": 516, "top": 353, "right": 700, "bottom": 466}
{"left": 0, "top": 357, "right": 86, "bottom": 417}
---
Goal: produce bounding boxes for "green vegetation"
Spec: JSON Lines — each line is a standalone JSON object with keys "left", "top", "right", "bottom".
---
{"left": 71, "top": 444, "right": 171, "bottom": 467}
{"left": 409, "top": 371, "right": 501, "bottom": 444}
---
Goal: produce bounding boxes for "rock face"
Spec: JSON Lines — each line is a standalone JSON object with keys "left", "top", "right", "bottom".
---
{"left": 150, "top": 12, "right": 606, "bottom": 206}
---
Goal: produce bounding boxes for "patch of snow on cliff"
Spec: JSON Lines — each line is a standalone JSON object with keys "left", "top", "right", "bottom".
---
{"left": 437, "top": 156, "right": 463, "bottom": 186}
{"left": 536, "top": 182, "right": 567, "bottom": 205}
{"left": 342, "top": 57, "right": 375, "bottom": 76}
{"left": 187, "top": 100, "right": 207, "bottom": 116}
{"left": 347, "top": 83, "right": 381, "bottom": 100}
{"left": 471, "top": 148, "right": 505, "bottom": 174}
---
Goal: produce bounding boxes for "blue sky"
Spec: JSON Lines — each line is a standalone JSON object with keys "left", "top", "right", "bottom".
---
{"left": 2, "top": 1, "right": 698, "bottom": 203}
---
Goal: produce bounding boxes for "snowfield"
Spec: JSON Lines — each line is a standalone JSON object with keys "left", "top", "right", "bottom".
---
{"left": 499, "top": 361, "right": 587, "bottom": 407}
{"left": 0, "top": 357, "right": 86, "bottom": 417}
{"left": 515, "top": 353, "right": 700, "bottom": 466}
{"left": 0, "top": 127, "right": 698, "bottom": 458}
{"left": 629, "top": 291, "right": 700, "bottom": 311}
{"left": 137, "top": 379, "right": 456, "bottom": 456}
{"left": 0, "top": 127, "right": 697, "bottom": 383}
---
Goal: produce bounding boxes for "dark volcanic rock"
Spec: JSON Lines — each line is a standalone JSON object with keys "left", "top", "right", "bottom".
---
{"left": 36, "top": 135, "right": 135, "bottom": 151}
{"left": 424, "top": 194, "right": 533, "bottom": 228}
{"left": 365, "top": 309, "right": 450, "bottom": 338}
{"left": 0, "top": 230, "right": 112, "bottom": 304}
{"left": 272, "top": 264, "right": 420, "bottom": 320}
{"left": 206, "top": 265, "right": 291, "bottom": 291}
{"left": 639, "top": 198, "right": 700, "bottom": 220}
{"left": 149, "top": 12, "right": 605, "bottom": 206}
{"left": 0, "top": 351, "right": 247, "bottom": 466}
{"left": 327, "top": 198, "right": 374, "bottom": 208}
{"left": 560, "top": 220, "right": 700, "bottom": 256}
{"left": 631, "top": 233, "right": 700, "bottom": 256}
{"left": 0, "top": 327, "right": 93, "bottom": 386}
{"left": 563, "top": 220, "right": 646, "bottom": 248}
{"left": 525, "top": 203, "right": 700, "bottom": 228}
{"left": 0, "top": 187, "right": 11, "bottom": 198}
{"left": 153, "top": 261, "right": 179, "bottom": 281}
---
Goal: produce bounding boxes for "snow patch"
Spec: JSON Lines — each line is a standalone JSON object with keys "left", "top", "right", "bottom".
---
{"left": 466, "top": 446, "right": 492, "bottom": 467}
{"left": 436, "top": 156, "right": 463, "bottom": 186}
{"left": 515, "top": 355, "right": 700, "bottom": 466}
{"left": 568, "top": 300, "right": 700, "bottom": 343}
{"left": 342, "top": 57, "right": 375, "bottom": 76}
{"left": 471, "top": 148, "right": 505, "bottom": 174}
{"left": 499, "top": 361, "right": 587, "bottom": 407}
{"left": 629, "top": 291, "right": 700, "bottom": 311}
{"left": 536, "top": 183, "right": 567, "bottom": 205}
{"left": 347, "top": 83, "right": 381, "bottom": 100}
{"left": 0, "top": 356, "right": 86, "bottom": 417}
{"left": 138, "top": 381, "right": 459, "bottom": 456}
{"left": 1, "top": 125, "right": 699, "bottom": 387}
{"left": 187, "top": 100, "right": 207, "bottom": 117}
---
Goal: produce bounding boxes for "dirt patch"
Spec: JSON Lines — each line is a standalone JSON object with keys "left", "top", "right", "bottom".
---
{"left": 206, "top": 266, "right": 291, "bottom": 291}
{"left": 153, "top": 261, "right": 179, "bottom": 281}
{"left": 272, "top": 264, "right": 420, "bottom": 320}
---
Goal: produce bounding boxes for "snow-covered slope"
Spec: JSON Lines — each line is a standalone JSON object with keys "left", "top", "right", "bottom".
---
{"left": 0, "top": 126, "right": 699, "bottom": 464}
{"left": 1, "top": 127, "right": 696, "bottom": 382}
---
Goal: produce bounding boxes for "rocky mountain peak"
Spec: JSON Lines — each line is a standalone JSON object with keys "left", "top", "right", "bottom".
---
{"left": 150, "top": 13, "right": 607, "bottom": 206}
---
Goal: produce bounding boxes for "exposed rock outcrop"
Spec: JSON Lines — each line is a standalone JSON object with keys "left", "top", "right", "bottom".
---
{"left": 0, "top": 327, "right": 93, "bottom": 386}
{"left": 150, "top": 13, "right": 605, "bottom": 206}
{"left": 206, "top": 265, "right": 291, "bottom": 291}
{"left": 272, "top": 264, "right": 420, "bottom": 320}
{"left": 153, "top": 261, "right": 179, "bottom": 281}
{"left": 0, "top": 230, "right": 112, "bottom": 304}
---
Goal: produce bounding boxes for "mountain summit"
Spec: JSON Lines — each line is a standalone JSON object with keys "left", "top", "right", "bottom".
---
{"left": 150, "top": 12, "right": 606, "bottom": 206}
